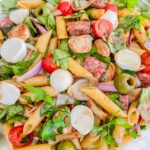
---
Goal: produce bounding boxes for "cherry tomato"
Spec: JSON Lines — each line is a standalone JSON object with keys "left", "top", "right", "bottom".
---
{"left": 42, "top": 55, "right": 57, "bottom": 73}
{"left": 140, "top": 51, "right": 150, "bottom": 73}
{"left": 57, "top": 2, "right": 73, "bottom": 16}
{"left": 105, "top": 3, "right": 118, "bottom": 13}
{"left": 92, "top": 19, "right": 113, "bottom": 38}
{"left": 9, "top": 125, "right": 33, "bottom": 147}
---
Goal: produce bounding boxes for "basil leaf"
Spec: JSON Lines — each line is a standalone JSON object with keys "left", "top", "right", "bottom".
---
{"left": 6, "top": 104, "right": 24, "bottom": 120}
{"left": 106, "top": 135, "right": 118, "bottom": 147}
{"left": 114, "top": 118, "right": 132, "bottom": 129}
{"left": 64, "top": 12, "right": 84, "bottom": 19}
{"left": 115, "top": 0, "right": 138, "bottom": 8}
{"left": 7, "top": 116, "right": 27, "bottom": 124}
{"left": 59, "top": 39, "right": 69, "bottom": 52}
{"left": 138, "top": 87, "right": 150, "bottom": 108}
{"left": 43, "top": 0, "right": 60, "bottom": 6}
{"left": 0, "top": 109, "right": 7, "bottom": 120}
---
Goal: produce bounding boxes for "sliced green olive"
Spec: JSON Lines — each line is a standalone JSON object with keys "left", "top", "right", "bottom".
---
{"left": 57, "top": 141, "right": 76, "bottom": 150}
{"left": 114, "top": 73, "right": 136, "bottom": 94}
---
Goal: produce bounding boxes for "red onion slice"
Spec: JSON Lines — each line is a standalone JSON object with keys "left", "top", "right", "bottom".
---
{"left": 97, "top": 82, "right": 117, "bottom": 92}
{"left": 16, "top": 60, "right": 42, "bottom": 82}
{"left": 128, "top": 29, "right": 133, "bottom": 47}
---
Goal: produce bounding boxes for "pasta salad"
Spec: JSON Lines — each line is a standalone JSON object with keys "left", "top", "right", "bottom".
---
{"left": 0, "top": 0, "right": 150, "bottom": 150}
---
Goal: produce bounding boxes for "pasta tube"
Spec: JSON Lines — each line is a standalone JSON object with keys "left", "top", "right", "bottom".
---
{"left": 56, "top": 16, "right": 68, "bottom": 39}
{"left": 113, "top": 126, "right": 125, "bottom": 146}
{"left": 96, "top": 137, "right": 108, "bottom": 150}
{"left": 134, "top": 27, "right": 149, "bottom": 50}
{"left": 80, "top": 87, "right": 127, "bottom": 117}
{"left": 87, "top": 99, "right": 108, "bottom": 121}
{"left": 23, "top": 76, "right": 48, "bottom": 86}
{"left": 81, "top": 134, "right": 100, "bottom": 149}
{"left": 36, "top": 30, "right": 52, "bottom": 55}
{"left": 68, "top": 57, "right": 98, "bottom": 85}
{"left": 129, "top": 47, "right": 146, "bottom": 56}
{"left": 14, "top": 144, "right": 53, "bottom": 150}
{"left": 48, "top": 37, "right": 58, "bottom": 54}
{"left": 109, "top": 146, "right": 120, "bottom": 150}
{"left": 128, "top": 101, "right": 140, "bottom": 125}
{"left": 17, "top": 0, "right": 44, "bottom": 9}
{"left": 122, "top": 135, "right": 132, "bottom": 145}
{"left": 19, "top": 86, "right": 58, "bottom": 104}
{"left": 2, "top": 123, "right": 14, "bottom": 150}
{"left": 23, "top": 103, "right": 44, "bottom": 135}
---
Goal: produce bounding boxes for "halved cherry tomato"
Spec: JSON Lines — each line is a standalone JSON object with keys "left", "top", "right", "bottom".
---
{"left": 42, "top": 55, "right": 57, "bottom": 73}
{"left": 9, "top": 125, "right": 33, "bottom": 147}
{"left": 58, "top": 2, "right": 73, "bottom": 16}
{"left": 92, "top": 19, "right": 113, "bottom": 38}
{"left": 140, "top": 51, "right": 150, "bottom": 73}
{"left": 105, "top": 3, "right": 118, "bottom": 13}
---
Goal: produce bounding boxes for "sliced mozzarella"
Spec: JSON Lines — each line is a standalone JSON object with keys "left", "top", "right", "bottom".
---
{"left": 0, "top": 37, "right": 27, "bottom": 63}
{"left": 71, "top": 105, "right": 94, "bottom": 135}
{"left": 0, "top": 82, "right": 20, "bottom": 105}
{"left": 115, "top": 49, "right": 141, "bottom": 71}
{"left": 9, "top": 9, "right": 29, "bottom": 24}
{"left": 101, "top": 10, "right": 118, "bottom": 30}
{"left": 50, "top": 69, "right": 73, "bottom": 92}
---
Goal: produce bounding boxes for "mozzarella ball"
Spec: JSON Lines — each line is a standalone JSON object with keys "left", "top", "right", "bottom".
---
{"left": 9, "top": 9, "right": 29, "bottom": 24}
{"left": 71, "top": 105, "right": 94, "bottom": 135}
{"left": 0, "top": 82, "right": 20, "bottom": 105}
{"left": 0, "top": 37, "right": 27, "bottom": 63}
{"left": 115, "top": 49, "right": 141, "bottom": 71}
{"left": 50, "top": 69, "right": 73, "bottom": 92}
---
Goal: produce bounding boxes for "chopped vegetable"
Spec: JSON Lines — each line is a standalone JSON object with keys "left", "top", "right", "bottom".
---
{"left": 53, "top": 49, "right": 70, "bottom": 70}
{"left": 23, "top": 17, "right": 38, "bottom": 36}
{"left": 24, "top": 86, "right": 53, "bottom": 103}
{"left": 120, "top": 15, "right": 144, "bottom": 30}
{"left": 115, "top": 0, "right": 138, "bottom": 9}
{"left": 138, "top": 87, "right": 150, "bottom": 108}
{"left": 40, "top": 107, "right": 70, "bottom": 141}
{"left": 0, "top": 0, "right": 19, "bottom": 13}
{"left": 43, "top": 0, "right": 60, "bottom": 6}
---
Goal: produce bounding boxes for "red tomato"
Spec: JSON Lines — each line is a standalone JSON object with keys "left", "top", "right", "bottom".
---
{"left": 57, "top": 2, "right": 73, "bottom": 16}
{"left": 9, "top": 125, "right": 33, "bottom": 147}
{"left": 105, "top": 3, "right": 118, "bottom": 13}
{"left": 140, "top": 51, "right": 150, "bottom": 73}
{"left": 42, "top": 55, "right": 57, "bottom": 73}
{"left": 92, "top": 19, "right": 113, "bottom": 38}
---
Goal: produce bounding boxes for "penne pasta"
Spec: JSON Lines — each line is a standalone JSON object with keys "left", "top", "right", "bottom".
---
{"left": 2, "top": 123, "right": 14, "bottom": 150}
{"left": 128, "top": 101, "right": 140, "bottom": 126}
{"left": 48, "top": 37, "right": 58, "bottom": 54}
{"left": 96, "top": 137, "right": 108, "bottom": 150}
{"left": 68, "top": 57, "right": 98, "bottom": 85}
{"left": 36, "top": 31, "right": 52, "bottom": 55}
{"left": 118, "top": 8, "right": 131, "bottom": 17}
{"left": 22, "top": 76, "right": 48, "bottom": 86}
{"left": 72, "top": 139, "right": 82, "bottom": 150}
{"left": 113, "top": 126, "right": 125, "bottom": 146}
{"left": 130, "top": 42, "right": 141, "bottom": 48}
{"left": 80, "top": 87, "right": 127, "bottom": 117}
{"left": 87, "top": 99, "right": 108, "bottom": 121}
{"left": 56, "top": 16, "right": 68, "bottom": 39}
{"left": 109, "top": 146, "right": 120, "bottom": 150}
{"left": 23, "top": 103, "right": 45, "bottom": 135}
{"left": 17, "top": 0, "right": 44, "bottom": 9}
{"left": 122, "top": 134, "right": 132, "bottom": 145}
{"left": 14, "top": 144, "right": 53, "bottom": 150}
{"left": 48, "top": 132, "right": 82, "bottom": 145}
{"left": 19, "top": 86, "right": 58, "bottom": 104}
{"left": 142, "top": 19, "right": 150, "bottom": 29}
{"left": 81, "top": 133, "right": 100, "bottom": 149}
{"left": 134, "top": 27, "right": 149, "bottom": 50}
{"left": 129, "top": 47, "right": 146, "bottom": 56}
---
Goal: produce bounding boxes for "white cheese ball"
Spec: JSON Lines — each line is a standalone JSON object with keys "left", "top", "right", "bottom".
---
{"left": 0, "top": 37, "right": 27, "bottom": 63}
{"left": 9, "top": 9, "right": 29, "bottom": 24}
{"left": 71, "top": 105, "right": 94, "bottom": 135}
{"left": 0, "top": 82, "right": 20, "bottom": 105}
{"left": 50, "top": 69, "right": 73, "bottom": 92}
{"left": 115, "top": 49, "right": 141, "bottom": 71}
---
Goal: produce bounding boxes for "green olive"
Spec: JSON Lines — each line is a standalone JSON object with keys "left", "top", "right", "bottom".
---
{"left": 115, "top": 64, "right": 123, "bottom": 76}
{"left": 114, "top": 73, "right": 136, "bottom": 94}
{"left": 57, "top": 141, "right": 76, "bottom": 150}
